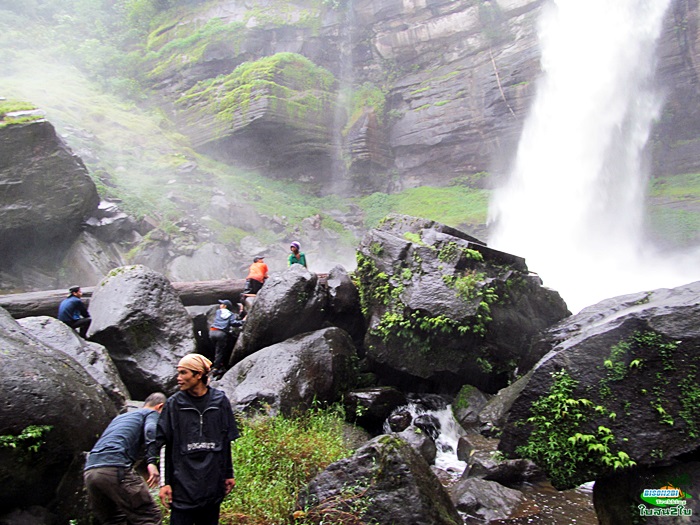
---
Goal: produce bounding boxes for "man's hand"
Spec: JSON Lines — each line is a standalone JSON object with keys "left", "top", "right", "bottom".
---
{"left": 159, "top": 485, "right": 172, "bottom": 509}
{"left": 224, "top": 478, "right": 235, "bottom": 495}
{"left": 146, "top": 464, "right": 160, "bottom": 488}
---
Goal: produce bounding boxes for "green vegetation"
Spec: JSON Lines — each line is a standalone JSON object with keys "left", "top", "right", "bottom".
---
{"left": 648, "top": 173, "right": 700, "bottom": 246}
{"left": 516, "top": 369, "right": 635, "bottom": 489}
{"left": 346, "top": 82, "right": 386, "bottom": 129}
{"left": 0, "top": 99, "right": 41, "bottom": 128}
{"left": 215, "top": 407, "right": 353, "bottom": 525}
{"left": 358, "top": 186, "right": 489, "bottom": 229}
{"left": 0, "top": 425, "right": 52, "bottom": 459}
{"left": 177, "top": 52, "right": 336, "bottom": 126}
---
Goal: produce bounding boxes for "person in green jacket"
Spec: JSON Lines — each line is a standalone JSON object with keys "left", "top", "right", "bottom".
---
{"left": 288, "top": 241, "right": 307, "bottom": 268}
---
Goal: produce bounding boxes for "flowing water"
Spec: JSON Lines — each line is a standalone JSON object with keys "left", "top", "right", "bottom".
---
{"left": 489, "top": 0, "right": 700, "bottom": 313}
{"left": 385, "top": 402, "right": 598, "bottom": 524}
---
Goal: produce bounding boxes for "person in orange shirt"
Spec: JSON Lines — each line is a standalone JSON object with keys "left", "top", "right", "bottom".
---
{"left": 243, "top": 256, "right": 269, "bottom": 296}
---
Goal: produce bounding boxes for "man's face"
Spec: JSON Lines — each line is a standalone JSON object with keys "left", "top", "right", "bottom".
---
{"left": 74, "top": 289, "right": 82, "bottom": 297}
{"left": 176, "top": 367, "right": 200, "bottom": 391}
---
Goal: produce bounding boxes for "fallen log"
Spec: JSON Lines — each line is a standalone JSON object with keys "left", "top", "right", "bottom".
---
{"left": 0, "top": 279, "right": 247, "bottom": 319}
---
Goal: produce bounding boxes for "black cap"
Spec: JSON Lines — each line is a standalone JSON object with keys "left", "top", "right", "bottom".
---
{"left": 253, "top": 256, "right": 265, "bottom": 262}
{"left": 218, "top": 299, "right": 233, "bottom": 308}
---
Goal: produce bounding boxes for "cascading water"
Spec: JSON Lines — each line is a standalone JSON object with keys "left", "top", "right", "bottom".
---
{"left": 489, "top": 0, "right": 700, "bottom": 313}
{"left": 383, "top": 402, "right": 467, "bottom": 478}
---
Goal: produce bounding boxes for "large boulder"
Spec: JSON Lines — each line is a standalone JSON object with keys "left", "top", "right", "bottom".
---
{"left": 220, "top": 327, "right": 357, "bottom": 416}
{"left": 499, "top": 281, "right": 700, "bottom": 489}
{"left": 356, "top": 214, "right": 569, "bottom": 394}
{"left": 18, "top": 316, "right": 128, "bottom": 412}
{"left": 0, "top": 119, "right": 99, "bottom": 263}
{"left": 450, "top": 477, "right": 538, "bottom": 522}
{"left": 0, "top": 307, "right": 116, "bottom": 521}
{"left": 298, "top": 434, "right": 462, "bottom": 525}
{"left": 230, "top": 264, "right": 327, "bottom": 365}
{"left": 325, "top": 265, "right": 366, "bottom": 349}
{"left": 87, "top": 265, "right": 196, "bottom": 399}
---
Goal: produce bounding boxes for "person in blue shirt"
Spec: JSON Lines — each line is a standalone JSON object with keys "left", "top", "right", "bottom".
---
{"left": 209, "top": 299, "right": 244, "bottom": 378}
{"left": 84, "top": 392, "right": 167, "bottom": 525}
{"left": 57, "top": 285, "right": 91, "bottom": 338}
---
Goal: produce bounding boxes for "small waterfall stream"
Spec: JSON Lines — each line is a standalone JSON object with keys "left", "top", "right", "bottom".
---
{"left": 384, "top": 400, "right": 599, "bottom": 524}
{"left": 489, "top": 0, "right": 700, "bottom": 313}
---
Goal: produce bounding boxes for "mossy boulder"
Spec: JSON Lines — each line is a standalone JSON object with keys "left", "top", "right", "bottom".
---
{"left": 356, "top": 214, "right": 569, "bottom": 394}
{"left": 175, "top": 52, "right": 339, "bottom": 181}
{"left": 498, "top": 280, "right": 700, "bottom": 490}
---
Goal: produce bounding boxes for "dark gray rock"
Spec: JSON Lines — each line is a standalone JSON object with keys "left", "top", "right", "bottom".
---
{"left": 357, "top": 214, "right": 569, "bottom": 394}
{"left": 298, "top": 434, "right": 462, "bottom": 525}
{"left": 325, "top": 265, "right": 366, "bottom": 349}
{"left": 449, "top": 477, "right": 536, "bottom": 522}
{"left": 477, "top": 371, "right": 533, "bottom": 436}
{"left": 220, "top": 327, "right": 357, "bottom": 416}
{"left": 387, "top": 409, "right": 412, "bottom": 433}
{"left": 18, "top": 316, "right": 128, "bottom": 412}
{"left": 0, "top": 307, "right": 116, "bottom": 521}
{"left": 456, "top": 432, "right": 498, "bottom": 463}
{"left": 452, "top": 383, "right": 490, "bottom": 429}
{"left": 343, "top": 386, "right": 408, "bottom": 434}
{"left": 231, "top": 265, "right": 327, "bottom": 365}
{"left": 0, "top": 120, "right": 99, "bottom": 264}
{"left": 395, "top": 427, "right": 437, "bottom": 465}
{"left": 499, "top": 281, "right": 700, "bottom": 489}
{"left": 186, "top": 304, "right": 216, "bottom": 360}
{"left": 87, "top": 265, "right": 196, "bottom": 399}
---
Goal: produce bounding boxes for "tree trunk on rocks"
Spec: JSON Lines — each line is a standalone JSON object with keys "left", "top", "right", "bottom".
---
{"left": 0, "top": 279, "right": 247, "bottom": 319}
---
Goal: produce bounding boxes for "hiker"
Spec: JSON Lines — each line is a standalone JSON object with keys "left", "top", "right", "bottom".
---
{"left": 209, "top": 299, "right": 244, "bottom": 379}
{"left": 157, "top": 354, "right": 239, "bottom": 525}
{"left": 58, "top": 285, "right": 92, "bottom": 338}
{"left": 288, "top": 241, "right": 307, "bottom": 268}
{"left": 84, "top": 392, "right": 167, "bottom": 525}
{"left": 243, "top": 256, "right": 268, "bottom": 297}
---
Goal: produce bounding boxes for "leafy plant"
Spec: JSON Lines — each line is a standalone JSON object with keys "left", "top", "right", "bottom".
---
{"left": 0, "top": 425, "right": 52, "bottom": 459}
{"left": 516, "top": 369, "right": 635, "bottom": 489}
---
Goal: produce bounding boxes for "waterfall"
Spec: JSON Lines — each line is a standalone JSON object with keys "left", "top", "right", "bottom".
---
{"left": 489, "top": 0, "right": 700, "bottom": 313}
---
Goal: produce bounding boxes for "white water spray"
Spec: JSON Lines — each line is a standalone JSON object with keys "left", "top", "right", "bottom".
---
{"left": 489, "top": 0, "right": 700, "bottom": 313}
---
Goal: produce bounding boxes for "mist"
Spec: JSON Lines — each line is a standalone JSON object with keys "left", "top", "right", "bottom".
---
{"left": 489, "top": 0, "right": 700, "bottom": 313}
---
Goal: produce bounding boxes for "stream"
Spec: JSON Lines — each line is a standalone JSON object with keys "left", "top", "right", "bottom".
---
{"left": 384, "top": 400, "right": 598, "bottom": 524}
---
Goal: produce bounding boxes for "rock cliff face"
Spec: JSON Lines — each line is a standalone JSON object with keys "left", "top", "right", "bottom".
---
{"left": 144, "top": 0, "right": 700, "bottom": 192}
{"left": 0, "top": 120, "right": 99, "bottom": 265}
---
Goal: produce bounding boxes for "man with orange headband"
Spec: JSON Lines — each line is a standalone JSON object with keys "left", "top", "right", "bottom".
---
{"left": 156, "top": 354, "right": 239, "bottom": 525}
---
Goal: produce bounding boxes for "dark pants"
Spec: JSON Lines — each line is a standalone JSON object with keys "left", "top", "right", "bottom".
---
{"left": 243, "top": 278, "right": 263, "bottom": 296}
{"left": 209, "top": 329, "right": 230, "bottom": 370}
{"left": 84, "top": 466, "right": 161, "bottom": 525}
{"left": 66, "top": 317, "right": 91, "bottom": 338}
{"left": 169, "top": 504, "right": 220, "bottom": 525}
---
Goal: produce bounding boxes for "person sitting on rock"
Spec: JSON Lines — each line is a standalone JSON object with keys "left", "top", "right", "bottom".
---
{"left": 288, "top": 241, "right": 307, "bottom": 268}
{"left": 242, "top": 256, "right": 269, "bottom": 298}
{"left": 58, "top": 285, "right": 92, "bottom": 338}
{"left": 209, "top": 300, "right": 244, "bottom": 379}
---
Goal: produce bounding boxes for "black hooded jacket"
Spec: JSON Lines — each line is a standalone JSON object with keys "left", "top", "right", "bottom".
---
{"left": 156, "top": 386, "right": 239, "bottom": 509}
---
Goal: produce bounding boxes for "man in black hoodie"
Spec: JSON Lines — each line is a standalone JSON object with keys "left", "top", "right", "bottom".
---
{"left": 156, "top": 354, "right": 239, "bottom": 525}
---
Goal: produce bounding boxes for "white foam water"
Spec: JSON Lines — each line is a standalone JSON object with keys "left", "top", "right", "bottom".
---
{"left": 489, "top": 0, "right": 700, "bottom": 313}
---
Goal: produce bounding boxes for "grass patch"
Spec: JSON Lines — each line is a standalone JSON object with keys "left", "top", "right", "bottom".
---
{"left": 648, "top": 173, "right": 700, "bottom": 245}
{"left": 217, "top": 407, "right": 353, "bottom": 525}
{"left": 358, "top": 185, "right": 489, "bottom": 229}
